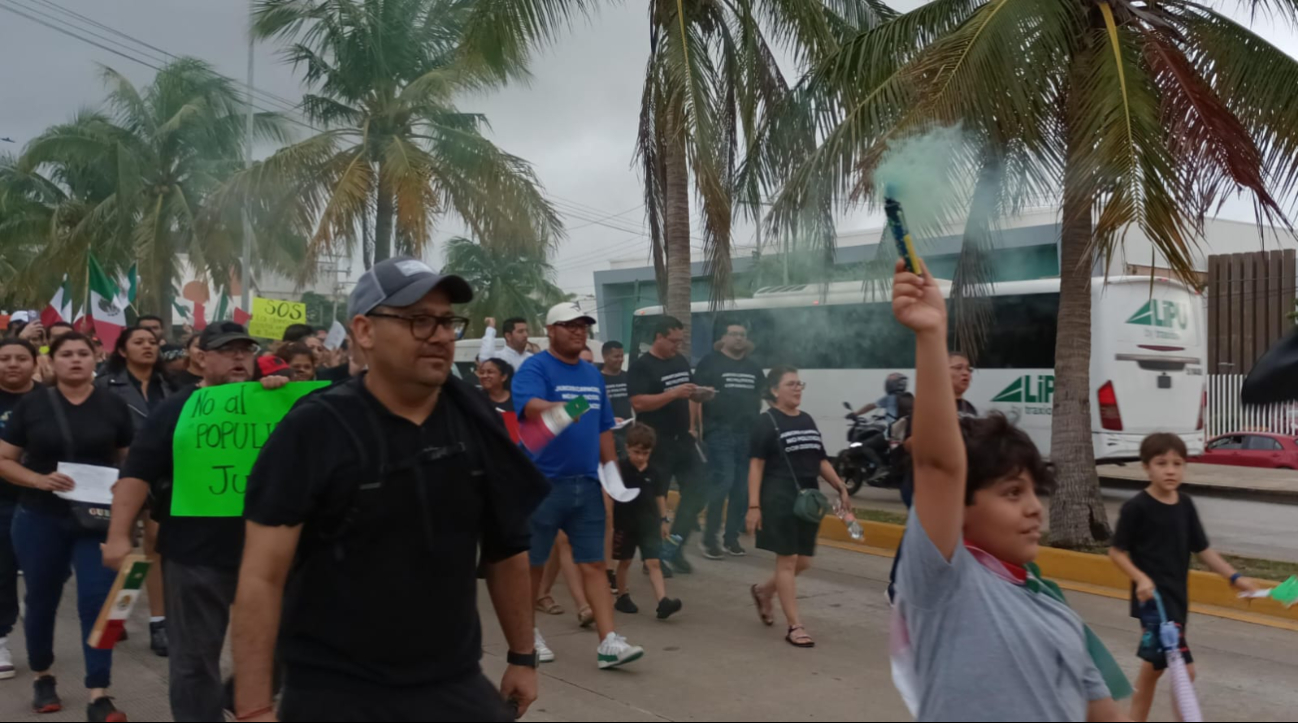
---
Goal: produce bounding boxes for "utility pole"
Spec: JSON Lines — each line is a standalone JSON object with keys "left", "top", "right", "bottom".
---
{"left": 240, "top": 0, "right": 255, "bottom": 312}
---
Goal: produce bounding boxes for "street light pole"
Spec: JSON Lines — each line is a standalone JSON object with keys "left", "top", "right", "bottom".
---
{"left": 240, "top": 0, "right": 255, "bottom": 313}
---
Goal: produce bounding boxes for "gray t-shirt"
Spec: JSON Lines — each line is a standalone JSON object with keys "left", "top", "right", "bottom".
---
{"left": 898, "top": 509, "right": 1110, "bottom": 722}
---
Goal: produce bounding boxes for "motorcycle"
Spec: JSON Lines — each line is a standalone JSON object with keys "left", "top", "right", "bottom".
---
{"left": 835, "top": 402, "right": 903, "bottom": 495}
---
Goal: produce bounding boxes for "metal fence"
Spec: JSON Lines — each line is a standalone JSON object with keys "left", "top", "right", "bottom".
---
{"left": 1205, "top": 374, "right": 1298, "bottom": 438}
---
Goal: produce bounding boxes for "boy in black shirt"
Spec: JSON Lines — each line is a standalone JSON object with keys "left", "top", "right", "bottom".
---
{"left": 1109, "top": 433, "right": 1260, "bottom": 722}
{"left": 611, "top": 424, "right": 682, "bottom": 620}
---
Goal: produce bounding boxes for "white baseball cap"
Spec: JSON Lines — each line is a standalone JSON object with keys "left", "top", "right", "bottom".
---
{"left": 546, "top": 301, "right": 596, "bottom": 327}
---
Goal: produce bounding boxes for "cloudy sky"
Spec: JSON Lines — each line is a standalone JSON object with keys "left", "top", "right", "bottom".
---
{"left": 3, "top": 0, "right": 1297, "bottom": 296}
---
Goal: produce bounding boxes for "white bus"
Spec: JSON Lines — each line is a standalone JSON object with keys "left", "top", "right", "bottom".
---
{"left": 631, "top": 275, "right": 1206, "bottom": 461}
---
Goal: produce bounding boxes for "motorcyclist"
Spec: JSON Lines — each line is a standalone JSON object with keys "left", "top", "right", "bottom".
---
{"left": 854, "top": 373, "right": 909, "bottom": 421}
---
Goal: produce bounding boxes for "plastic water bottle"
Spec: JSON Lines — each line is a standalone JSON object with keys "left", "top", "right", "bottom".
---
{"left": 836, "top": 505, "right": 864, "bottom": 541}
{"left": 519, "top": 396, "right": 591, "bottom": 453}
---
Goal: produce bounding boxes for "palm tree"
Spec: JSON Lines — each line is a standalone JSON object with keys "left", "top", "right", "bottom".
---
{"left": 759, "top": 0, "right": 1298, "bottom": 545}
{"left": 11, "top": 59, "right": 290, "bottom": 314}
{"left": 635, "top": 0, "right": 892, "bottom": 355}
{"left": 221, "top": 0, "right": 579, "bottom": 271}
{"left": 442, "top": 236, "right": 572, "bottom": 333}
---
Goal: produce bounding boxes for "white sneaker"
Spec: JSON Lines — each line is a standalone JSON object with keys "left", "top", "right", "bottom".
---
{"left": 534, "top": 628, "right": 555, "bottom": 664}
{"left": 597, "top": 632, "right": 644, "bottom": 670}
{"left": 0, "top": 637, "right": 14, "bottom": 680}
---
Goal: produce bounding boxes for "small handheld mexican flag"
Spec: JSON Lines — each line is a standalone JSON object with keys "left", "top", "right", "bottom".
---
{"left": 87, "top": 555, "right": 152, "bottom": 650}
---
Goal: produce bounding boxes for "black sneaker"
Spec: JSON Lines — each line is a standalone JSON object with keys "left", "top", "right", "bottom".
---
{"left": 606, "top": 570, "right": 618, "bottom": 595}
{"left": 32, "top": 676, "right": 61, "bottom": 714}
{"left": 702, "top": 540, "right": 724, "bottom": 560}
{"left": 149, "top": 620, "right": 168, "bottom": 658}
{"left": 724, "top": 541, "right": 747, "bottom": 557}
{"left": 656, "top": 598, "right": 683, "bottom": 620}
{"left": 615, "top": 593, "right": 639, "bottom": 614}
{"left": 87, "top": 696, "right": 127, "bottom": 722}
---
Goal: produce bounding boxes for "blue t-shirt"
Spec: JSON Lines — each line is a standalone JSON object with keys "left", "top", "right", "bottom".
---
{"left": 513, "top": 351, "right": 615, "bottom": 479}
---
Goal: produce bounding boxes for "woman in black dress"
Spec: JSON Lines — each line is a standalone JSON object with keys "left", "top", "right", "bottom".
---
{"left": 746, "top": 365, "right": 851, "bottom": 649}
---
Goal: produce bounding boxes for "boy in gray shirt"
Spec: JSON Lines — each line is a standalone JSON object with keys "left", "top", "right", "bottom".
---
{"left": 891, "top": 260, "right": 1126, "bottom": 722}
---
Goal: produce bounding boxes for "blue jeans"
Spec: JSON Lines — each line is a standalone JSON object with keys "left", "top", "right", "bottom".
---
{"left": 528, "top": 476, "right": 607, "bottom": 567}
{"left": 0, "top": 498, "right": 17, "bottom": 638}
{"left": 703, "top": 428, "right": 750, "bottom": 546}
{"left": 11, "top": 505, "right": 116, "bottom": 689}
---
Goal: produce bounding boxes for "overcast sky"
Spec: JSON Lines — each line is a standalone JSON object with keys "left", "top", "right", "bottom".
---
{"left": 3, "top": 0, "right": 1297, "bottom": 296}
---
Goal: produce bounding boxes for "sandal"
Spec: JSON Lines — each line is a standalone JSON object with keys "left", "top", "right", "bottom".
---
{"left": 786, "top": 625, "right": 815, "bottom": 648}
{"left": 577, "top": 606, "right": 595, "bottom": 629}
{"left": 535, "top": 595, "right": 564, "bottom": 616}
{"left": 751, "top": 584, "right": 774, "bottom": 627}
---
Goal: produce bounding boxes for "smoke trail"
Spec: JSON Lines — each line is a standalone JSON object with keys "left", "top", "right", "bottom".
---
{"left": 871, "top": 125, "right": 976, "bottom": 242}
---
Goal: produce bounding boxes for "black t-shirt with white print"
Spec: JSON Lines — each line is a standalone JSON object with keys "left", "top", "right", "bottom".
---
{"left": 695, "top": 351, "right": 763, "bottom": 433}
{"left": 749, "top": 409, "right": 827, "bottom": 490}
{"left": 603, "top": 371, "right": 632, "bottom": 421}
{"left": 628, "top": 352, "right": 693, "bottom": 439}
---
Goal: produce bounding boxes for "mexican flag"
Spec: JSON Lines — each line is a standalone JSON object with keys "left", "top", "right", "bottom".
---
{"left": 213, "top": 290, "right": 251, "bottom": 326}
{"left": 89, "top": 254, "right": 127, "bottom": 349}
{"left": 115, "top": 264, "right": 137, "bottom": 310}
{"left": 40, "top": 274, "right": 74, "bottom": 326}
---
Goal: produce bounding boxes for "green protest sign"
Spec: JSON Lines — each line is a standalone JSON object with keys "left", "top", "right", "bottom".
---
{"left": 171, "top": 381, "right": 328, "bottom": 517}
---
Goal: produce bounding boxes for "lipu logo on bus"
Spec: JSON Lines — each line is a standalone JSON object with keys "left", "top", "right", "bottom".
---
{"left": 992, "top": 374, "right": 1055, "bottom": 411}
{"left": 1126, "top": 300, "right": 1189, "bottom": 330}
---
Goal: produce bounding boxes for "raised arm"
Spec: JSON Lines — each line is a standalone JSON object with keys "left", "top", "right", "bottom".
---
{"left": 231, "top": 522, "right": 302, "bottom": 722}
{"left": 892, "top": 261, "right": 966, "bottom": 560}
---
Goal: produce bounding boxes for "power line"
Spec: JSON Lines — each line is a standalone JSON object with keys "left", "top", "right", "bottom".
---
{"left": 564, "top": 202, "right": 645, "bottom": 232}
{"left": 0, "top": 0, "right": 324, "bottom": 136}
{"left": 27, "top": 0, "right": 307, "bottom": 116}
{"left": 548, "top": 199, "right": 648, "bottom": 235}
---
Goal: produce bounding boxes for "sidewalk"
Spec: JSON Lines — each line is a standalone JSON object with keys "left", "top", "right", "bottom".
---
{"left": 1099, "top": 462, "right": 1298, "bottom": 501}
{"left": 5, "top": 544, "right": 1297, "bottom": 721}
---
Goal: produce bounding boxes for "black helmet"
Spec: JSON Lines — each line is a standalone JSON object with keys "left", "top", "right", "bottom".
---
{"left": 885, "top": 373, "right": 909, "bottom": 395}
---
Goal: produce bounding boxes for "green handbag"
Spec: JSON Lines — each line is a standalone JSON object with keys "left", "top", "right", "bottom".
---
{"left": 765, "top": 412, "right": 831, "bottom": 524}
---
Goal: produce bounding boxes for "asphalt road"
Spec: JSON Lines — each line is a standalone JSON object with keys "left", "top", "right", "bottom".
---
{"left": 852, "top": 485, "right": 1298, "bottom": 564}
{"left": 5, "top": 544, "right": 1298, "bottom": 722}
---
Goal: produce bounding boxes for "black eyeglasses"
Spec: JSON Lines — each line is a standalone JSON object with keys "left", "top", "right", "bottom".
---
{"left": 368, "top": 313, "right": 468, "bottom": 341}
{"left": 553, "top": 320, "right": 592, "bottom": 333}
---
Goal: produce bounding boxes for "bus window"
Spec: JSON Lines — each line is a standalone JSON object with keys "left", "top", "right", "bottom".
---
{"left": 976, "top": 294, "right": 1060, "bottom": 369}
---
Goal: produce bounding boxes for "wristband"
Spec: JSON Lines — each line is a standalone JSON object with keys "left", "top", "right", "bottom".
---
{"left": 236, "top": 705, "right": 275, "bottom": 721}
{"left": 748, "top": 505, "right": 760, "bottom": 510}
{"left": 1230, "top": 572, "right": 1243, "bottom": 586}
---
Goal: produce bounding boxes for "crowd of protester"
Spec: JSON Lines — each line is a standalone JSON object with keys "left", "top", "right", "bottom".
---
{"left": 0, "top": 255, "right": 1269, "bottom": 723}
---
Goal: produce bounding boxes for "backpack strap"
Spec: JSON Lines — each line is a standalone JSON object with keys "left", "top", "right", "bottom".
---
{"left": 766, "top": 410, "right": 803, "bottom": 495}
{"left": 46, "top": 387, "right": 76, "bottom": 460}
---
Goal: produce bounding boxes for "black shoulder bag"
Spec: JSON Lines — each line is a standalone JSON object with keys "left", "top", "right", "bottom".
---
{"left": 765, "top": 411, "right": 830, "bottom": 524}
{"left": 47, "top": 387, "right": 114, "bottom": 534}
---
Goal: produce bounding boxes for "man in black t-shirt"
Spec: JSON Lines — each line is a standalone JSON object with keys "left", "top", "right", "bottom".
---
{"left": 231, "top": 257, "right": 549, "bottom": 722}
{"left": 602, "top": 340, "right": 631, "bottom": 457}
{"left": 104, "top": 321, "right": 289, "bottom": 722}
{"left": 629, "top": 317, "right": 715, "bottom": 574}
{"left": 694, "top": 321, "right": 764, "bottom": 559}
{"left": 0, "top": 339, "right": 37, "bottom": 674}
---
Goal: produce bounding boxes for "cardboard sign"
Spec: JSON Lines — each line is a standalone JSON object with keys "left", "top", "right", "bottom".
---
{"left": 88, "top": 554, "right": 151, "bottom": 649}
{"left": 248, "top": 297, "right": 307, "bottom": 340}
{"left": 170, "top": 381, "right": 328, "bottom": 517}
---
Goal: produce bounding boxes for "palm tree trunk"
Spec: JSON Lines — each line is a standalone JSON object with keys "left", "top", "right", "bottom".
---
{"left": 664, "top": 108, "right": 692, "bottom": 356}
{"left": 374, "top": 158, "right": 394, "bottom": 264}
{"left": 1049, "top": 95, "right": 1112, "bottom": 547}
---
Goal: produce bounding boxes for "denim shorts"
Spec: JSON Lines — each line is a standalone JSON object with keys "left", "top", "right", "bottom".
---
{"left": 529, "top": 476, "right": 607, "bottom": 567}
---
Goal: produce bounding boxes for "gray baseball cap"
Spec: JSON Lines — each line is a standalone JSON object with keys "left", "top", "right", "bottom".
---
{"left": 348, "top": 257, "right": 473, "bottom": 318}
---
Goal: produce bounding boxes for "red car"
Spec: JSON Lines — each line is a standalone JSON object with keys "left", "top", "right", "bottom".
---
{"left": 1196, "top": 433, "right": 1298, "bottom": 469}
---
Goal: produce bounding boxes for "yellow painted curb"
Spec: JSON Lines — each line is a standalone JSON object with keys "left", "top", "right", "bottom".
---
{"left": 665, "top": 492, "right": 1297, "bottom": 627}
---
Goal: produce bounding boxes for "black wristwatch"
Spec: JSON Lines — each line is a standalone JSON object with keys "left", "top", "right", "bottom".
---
{"left": 507, "top": 651, "right": 539, "bottom": 669}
